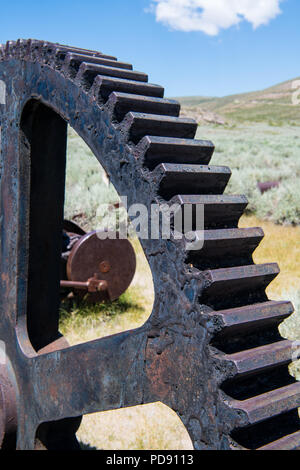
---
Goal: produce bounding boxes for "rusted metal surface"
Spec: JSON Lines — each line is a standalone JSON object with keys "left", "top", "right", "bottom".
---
{"left": 99, "top": 261, "right": 111, "bottom": 274}
{"left": 60, "top": 278, "right": 108, "bottom": 293}
{"left": 0, "top": 39, "right": 298, "bottom": 450}
{"left": 62, "top": 227, "right": 136, "bottom": 302}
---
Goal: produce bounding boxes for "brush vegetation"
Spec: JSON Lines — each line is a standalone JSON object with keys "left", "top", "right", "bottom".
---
{"left": 197, "top": 123, "right": 300, "bottom": 225}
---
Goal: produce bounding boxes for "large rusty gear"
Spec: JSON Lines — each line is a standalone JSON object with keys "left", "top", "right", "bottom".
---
{"left": 0, "top": 39, "right": 299, "bottom": 450}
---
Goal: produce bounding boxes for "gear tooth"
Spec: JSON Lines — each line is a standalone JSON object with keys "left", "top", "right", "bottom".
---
{"left": 61, "top": 52, "right": 132, "bottom": 78}
{"left": 169, "top": 194, "right": 247, "bottom": 229}
{"left": 134, "top": 136, "right": 214, "bottom": 169}
{"left": 75, "top": 62, "right": 148, "bottom": 90}
{"left": 122, "top": 112, "right": 197, "bottom": 144}
{"left": 202, "top": 263, "right": 279, "bottom": 307}
{"left": 186, "top": 227, "right": 264, "bottom": 270}
{"left": 15, "top": 39, "right": 28, "bottom": 59}
{"left": 107, "top": 92, "right": 180, "bottom": 122}
{"left": 20, "top": 39, "right": 32, "bottom": 60}
{"left": 0, "top": 44, "right": 5, "bottom": 60}
{"left": 59, "top": 47, "right": 117, "bottom": 61}
{"left": 54, "top": 43, "right": 111, "bottom": 58}
{"left": 223, "top": 339, "right": 296, "bottom": 379}
{"left": 229, "top": 383, "right": 300, "bottom": 425}
{"left": 91, "top": 76, "right": 164, "bottom": 103}
{"left": 26, "top": 39, "right": 45, "bottom": 61}
{"left": 152, "top": 163, "right": 230, "bottom": 200}
{"left": 5, "top": 40, "right": 16, "bottom": 57}
{"left": 210, "top": 300, "right": 293, "bottom": 335}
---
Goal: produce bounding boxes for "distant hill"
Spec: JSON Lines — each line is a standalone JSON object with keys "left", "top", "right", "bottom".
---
{"left": 175, "top": 77, "right": 300, "bottom": 125}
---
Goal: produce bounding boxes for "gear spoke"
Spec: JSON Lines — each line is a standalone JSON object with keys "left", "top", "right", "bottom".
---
{"left": 29, "top": 329, "right": 148, "bottom": 422}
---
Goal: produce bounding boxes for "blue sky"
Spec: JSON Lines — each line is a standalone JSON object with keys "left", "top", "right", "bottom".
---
{"left": 0, "top": 0, "right": 299, "bottom": 97}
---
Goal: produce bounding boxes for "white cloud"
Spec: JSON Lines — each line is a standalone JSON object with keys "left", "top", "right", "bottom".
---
{"left": 150, "top": 0, "right": 283, "bottom": 35}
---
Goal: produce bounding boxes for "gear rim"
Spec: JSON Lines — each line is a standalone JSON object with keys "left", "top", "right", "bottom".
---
{"left": 0, "top": 39, "right": 299, "bottom": 450}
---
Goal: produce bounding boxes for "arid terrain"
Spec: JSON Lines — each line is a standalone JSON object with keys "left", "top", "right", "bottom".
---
{"left": 177, "top": 77, "right": 300, "bottom": 126}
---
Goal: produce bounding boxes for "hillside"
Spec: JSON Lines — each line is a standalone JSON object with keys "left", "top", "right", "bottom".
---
{"left": 176, "top": 77, "right": 300, "bottom": 125}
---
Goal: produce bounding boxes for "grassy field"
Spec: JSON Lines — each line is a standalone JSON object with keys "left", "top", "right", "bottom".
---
{"left": 196, "top": 123, "right": 300, "bottom": 225}
{"left": 63, "top": 120, "right": 300, "bottom": 449}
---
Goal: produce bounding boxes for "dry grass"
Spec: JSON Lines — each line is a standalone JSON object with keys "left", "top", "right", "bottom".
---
{"left": 239, "top": 215, "right": 300, "bottom": 298}
{"left": 76, "top": 404, "right": 193, "bottom": 451}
